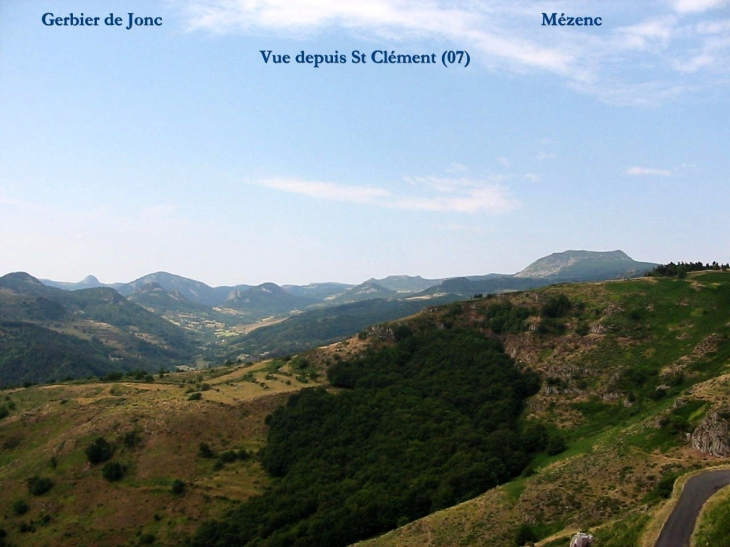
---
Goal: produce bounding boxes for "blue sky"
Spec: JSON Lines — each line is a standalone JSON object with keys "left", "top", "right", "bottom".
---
{"left": 1, "top": 0, "right": 729, "bottom": 286}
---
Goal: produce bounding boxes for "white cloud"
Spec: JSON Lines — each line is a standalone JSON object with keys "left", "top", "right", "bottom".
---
{"left": 391, "top": 186, "right": 518, "bottom": 214}
{"left": 673, "top": 0, "right": 730, "bottom": 13}
{"left": 181, "top": 1, "right": 574, "bottom": 72}
{"left": 615, "top": 17, "right": 676, "bottom": 51}
{"left": 673, "top": 53, "right": 715, "bottom": 73}
{"left": 253, "top": 175, "right": 519, "bottom": 214}
{"left": 178, "top": 0, "right": 730, "bottom": 106}
{"left": 696, "top": 19, "right": 730, "bottom": 34}
{"left": 257, "top": 178, "right": 390, "bottom": 203}
{"left": 625, "top": 166, "right": 673, "bottom": 176}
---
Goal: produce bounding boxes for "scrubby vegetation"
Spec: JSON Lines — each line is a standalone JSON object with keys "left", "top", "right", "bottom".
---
{"left": 694, "top": 491, "right": 730, "bottom": 547}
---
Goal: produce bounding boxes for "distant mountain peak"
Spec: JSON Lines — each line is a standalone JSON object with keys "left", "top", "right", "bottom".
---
{"left": 365, "top": 275, "right": 441, "bottom": 293}
{"left": 515, "top": 250, "right": 654, "bottom": 280}
{"left": 0, "top": 272, "right": 57, "bottom": 297}
{"left": 2, "top": 272, "right": 44, "bottom": 285}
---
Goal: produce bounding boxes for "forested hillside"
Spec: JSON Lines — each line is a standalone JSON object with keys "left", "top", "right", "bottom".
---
{"left": 0, "top": 273, "right": 197, "bottom": 384}
{"left": 192, "top": 327, "right": 545, "bottom": 547}
{"left": 193, "top": 271, "right": 730, "bottom": 547}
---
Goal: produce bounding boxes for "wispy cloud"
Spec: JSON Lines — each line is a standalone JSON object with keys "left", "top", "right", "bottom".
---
{"left": 181, "top": 0, "right": 573, "bottom": 73}
{"left": 673, "top": 0, "right": 730, "bottom": 13}
{"left": 253, "top": 175, "right": 519, "bottom": 214}
{"left": 391, "top": 186, "right": 517, "bottom": 214}
{"left": 258, "top": 178, "right": 390, "bottom": 203}
{"left": 179, "top": 0, "right": 730, "bottom": 105}
{"left": 625, "top": 166, "right": 673, "bottom": 176}
{"left": 536, "top": 151, "right": 556, "bottom": 161}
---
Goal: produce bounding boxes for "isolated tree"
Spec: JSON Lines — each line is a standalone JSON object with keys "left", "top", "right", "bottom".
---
{"left": 85, "top": 437, "right": 114, "bottom": 464}
{"left": 102, "top": 461, "right": 126, "bottom": 482}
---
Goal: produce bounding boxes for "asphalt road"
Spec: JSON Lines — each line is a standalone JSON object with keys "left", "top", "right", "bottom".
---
{"left": 654, "top": 469, "right": 730, "bottom": 547}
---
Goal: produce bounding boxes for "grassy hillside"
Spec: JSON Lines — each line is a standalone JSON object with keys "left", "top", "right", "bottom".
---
{"left": 355, "top": 271, "right": 730, "bottom": 547}
{"left": 0, "top": 361, "right": 320, "bottom": 547}
{"left": 2, "top": 271, "right": 729, "bottom": 547}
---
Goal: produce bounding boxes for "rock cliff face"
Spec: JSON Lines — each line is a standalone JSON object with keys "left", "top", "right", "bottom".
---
{"left": 569, "top": 532, "right": 594, "bottom": 547}
{"left": 691, "top": 409, "right": 730, "bottom": 457}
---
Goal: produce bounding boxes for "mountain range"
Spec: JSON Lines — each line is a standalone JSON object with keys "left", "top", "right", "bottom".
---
{"left": 2, "top": 250, "right": 658, "bottom": 383}
{"left": 2, "top": 267, "right": 726, "bottom": 547}
{"left": 39, "top": 249, "right": 656, "bottom": 308}
{"left": 0, "top": 272, "right": 196, "bottom": 385}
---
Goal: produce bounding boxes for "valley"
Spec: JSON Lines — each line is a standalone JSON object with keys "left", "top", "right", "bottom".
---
{"left": 1, "top": 254, "right": 729, "bottom": 547}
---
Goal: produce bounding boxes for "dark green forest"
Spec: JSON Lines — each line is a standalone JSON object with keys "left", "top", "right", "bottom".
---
{"left": 192, "top": 326, "right": 547, "bottom": 547}
{"left": 0, "top": 322, "right": 111, "bottom": 385}
{"left": 227, "top": 296, "right": 457, "bottom": 360}
{"left": 648, "top": 261, "right": 729, "bottom": 278}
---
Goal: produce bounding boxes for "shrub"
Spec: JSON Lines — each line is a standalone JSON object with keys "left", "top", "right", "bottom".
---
{"left": 199, "top": 442, "right": 216, "bottom": 459}
{"left": 188, "top": 392, "right": 202, "bottom": 401}
{"left": 537, "top": 318, "right": 566, "bottom": 335}
{"left": 103, "top": 372, "right": 123, "bottom": 382}
{"left": 102, "top": 462, "right": 126, "bottom": 482}
{"left": 122, "top": 430, "right": 142, "bottom": 449}
{"left": 85, "top": 437, "right": 114, "bottom": 464}
{"left": 27, "top": 476, "right": 53, "bottom": 496}
{"left": 12, "top": 499, "right": 29, "bottom": 515}
{"left": 515, "top": 523, "right": 537, "bottom": 545}
{"left": 654, "top": 473, "right": 677, "bottom": 499}
{"left": 171, "top": 479, "right": 186, "bottom": 495}
{"left": 546, "top": 434, "right": 567, "bottom": 456}
{"left": 219, "top": 450, "right": 237, "bottom": 463}
{"left": 541, "top": 293, "right": 571, "bottom": 318}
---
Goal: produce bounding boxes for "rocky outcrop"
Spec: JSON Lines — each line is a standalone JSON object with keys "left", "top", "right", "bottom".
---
{"left": 569, "top": 532, "right": 594, "bottom": 547}
{"left": 691, "top": 409, "right": 730, "bottom": 457}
